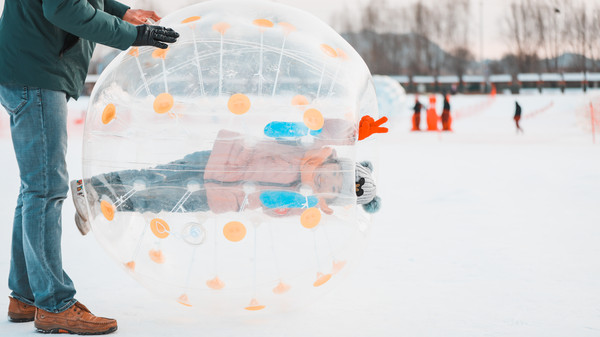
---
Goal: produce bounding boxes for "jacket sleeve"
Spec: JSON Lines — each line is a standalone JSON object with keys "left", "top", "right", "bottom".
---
{"left": 42, "top": 0, "right": 137, "bottom": 50}
{"left": 104, "top": 0, "right": 130, "bottom": 18}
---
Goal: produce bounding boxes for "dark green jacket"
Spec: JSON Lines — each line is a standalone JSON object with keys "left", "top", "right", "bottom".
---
{"left": 0, "top": 0, "right": 137, "bottom": 99}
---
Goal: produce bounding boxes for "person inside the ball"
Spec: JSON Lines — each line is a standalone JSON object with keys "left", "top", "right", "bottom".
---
{"left": 71, "top": 119, "right": 380, "bottom": 234}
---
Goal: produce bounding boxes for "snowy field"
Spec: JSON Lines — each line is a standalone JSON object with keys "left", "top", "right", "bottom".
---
{"left": 1, "top": 91, "right": 599, "bottom": 336}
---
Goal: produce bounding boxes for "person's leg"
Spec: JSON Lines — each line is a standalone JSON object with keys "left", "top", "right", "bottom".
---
{"left": 88, "top": 150, "right": 211, "bottom": 213}
{"left": 2, "top": 85, "right": 76, "bottom": 312}
{"left": 8, "top": 186, "right": 35, "bottom": 305}
{"left": 169, "top": 151, "right": 210, "bottom": 212}
{"left": 0, "top": 85, "right": 34, "bottom": 306}
{"left": 411, "top": 114, "right": 417, "bottom": 130}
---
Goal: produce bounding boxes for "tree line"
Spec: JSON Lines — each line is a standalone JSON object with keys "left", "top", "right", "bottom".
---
{"left": 496, "top": 0, "right": 600, "bottom": 74}
{"left": 333, "top": 0, "right": 600, "bottom": 76}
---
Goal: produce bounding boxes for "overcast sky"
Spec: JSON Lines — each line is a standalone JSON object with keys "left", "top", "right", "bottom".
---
{"left": 0, "top": 0, "right": 597, "bottom": 59}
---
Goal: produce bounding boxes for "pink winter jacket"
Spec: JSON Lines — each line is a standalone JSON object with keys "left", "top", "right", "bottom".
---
{"left": 203, "top": 130, "right": 335, "bottom": 214}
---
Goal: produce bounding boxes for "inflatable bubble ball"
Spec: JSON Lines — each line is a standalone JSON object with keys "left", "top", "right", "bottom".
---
{"left": 82, "top": 0, "right": 383, "bottom": 314}
{"left": 373, "top": 75, "right": 407, "bottom": 117}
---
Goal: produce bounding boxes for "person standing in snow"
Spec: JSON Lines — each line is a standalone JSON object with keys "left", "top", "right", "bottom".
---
{"left": 0, "top": 1, "right": 178, "bottom": 334}
{"left": 412, "top": 96, "right": 423, "bottom": 131}
{"left": 514, "top": 101, "right": 523, "bottom": 133}
{"left": 441, "top": 94, "right": 452, "bottom": 131}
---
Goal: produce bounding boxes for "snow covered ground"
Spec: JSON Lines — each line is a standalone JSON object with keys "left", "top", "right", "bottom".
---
{"left": 0, "top": 92, "right": 599, "bottom": 336}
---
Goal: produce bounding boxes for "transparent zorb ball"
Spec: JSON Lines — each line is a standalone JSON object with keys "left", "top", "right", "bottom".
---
{"left": 82, "top": 0, "right": 380, "bottom": 314}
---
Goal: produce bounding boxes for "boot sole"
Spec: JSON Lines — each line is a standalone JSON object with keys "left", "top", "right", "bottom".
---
{"left": 8, "top": 315, "right": 35, "bottom": 322}
{"left": 70, "top": 180, "right": 90, "bottom": 222}
{"left": 74, "top": 213, "right": 91, "bottom": 236}
{"left": 36, "top": 326, "right": 117, "bottom": 335}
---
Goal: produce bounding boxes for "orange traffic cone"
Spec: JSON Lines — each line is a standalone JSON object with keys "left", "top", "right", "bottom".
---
{"left": 426, "top": 95, "right": 439, "bottom": 131}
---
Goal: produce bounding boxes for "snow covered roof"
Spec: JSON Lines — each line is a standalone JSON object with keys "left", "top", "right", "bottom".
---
{"left": 541, "top": 73, "right": 562, "bottom": 81}
{"left": 489, "top": 74, "right": 512, "bottom": 83}
{"left": 437, "top": 75, "right": 460, "bottom": 83}
{"left": 562, "top": 73, "right": 585, "bottom": 81}
{"left": 586, "top": 73, "right": 600, "bottom": 81}
{"left": 462, "top": 75, "right": 484, "bottom": 83}
{"left": 389, "top": 75, "right": 410, "bottom": 83}
{"left": 517, "top": 73, "right": 540, "bottom": 81}
{"left": 412, "top": 75, "right": 435, "bottom": 83}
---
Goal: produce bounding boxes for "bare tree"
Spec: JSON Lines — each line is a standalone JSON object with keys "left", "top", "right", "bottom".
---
{"left": 585, "top": 4, "right": 600, "bottom": 72}
{"left": 441, "top": 0, "right": 472, "bottom": 76}
{"left": 335, "top": 0, "right": 477, "bottom": 76}
{"left": 336, "top": 0, "right": 399, "bottom": 33}
{"left": 503, "top": 0, "right": 542, "bottom": 72}
{"left": 546, "top": 0, "right": 570, "bottom": 72}
{"left": 448, "top": 46, "right": 475, "bottom": 77}
{"left": 532, "top": 0, "right": 562, "bottom": 72}
{"left": 343, "top": 0, "right": 401, "bottom": 74}
{"left": 406, "top": 1, "right": 433, "bottom": 74}
{"left": 361, "top": 0, "right": 385, "bottom": 31}
{"left": 339, "top": 0, "right": 598, "bottom": 76}
{"left": 562, "top": 1, "right": 588, "bottom": 72}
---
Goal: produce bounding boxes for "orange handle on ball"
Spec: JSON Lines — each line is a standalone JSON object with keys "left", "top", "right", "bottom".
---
{"left": 358, "top": 115, "right": 388, "bottom": 140}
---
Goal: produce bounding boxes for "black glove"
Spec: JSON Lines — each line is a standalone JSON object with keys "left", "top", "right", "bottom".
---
{"left": 132, "top": 25, "right": 179, "bottom": 49}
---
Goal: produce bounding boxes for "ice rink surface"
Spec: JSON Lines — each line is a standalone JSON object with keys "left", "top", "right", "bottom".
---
{"left": 0, "top": 92, "right": 599, "bottom": 336}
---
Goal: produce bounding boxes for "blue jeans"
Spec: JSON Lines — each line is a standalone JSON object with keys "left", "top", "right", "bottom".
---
{"left": 0, "top": 84, "right": 76, "bottom": 313}
{"left": 91, "top": 151, "right": 210, "bottom": 213}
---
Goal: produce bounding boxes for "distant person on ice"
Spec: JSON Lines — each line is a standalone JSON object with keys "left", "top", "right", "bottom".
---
{"left": 412, "top": 96, "right": 423, "bottom": 131}
{"left": 441, "top": 94, "right": 452, "bottom": 131}
{"left": 514, "top": 101, "right": 523, "bottom": 133}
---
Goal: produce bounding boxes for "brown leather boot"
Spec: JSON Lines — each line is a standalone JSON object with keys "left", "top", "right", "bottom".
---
{"left": 8, "top": 296, "right": 36, "bottom": 322}
{"left": 34, "top": 301, "right": 117, "bottom": 335}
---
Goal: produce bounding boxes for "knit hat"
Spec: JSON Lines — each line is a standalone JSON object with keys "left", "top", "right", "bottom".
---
{"left": 329, "top": 158, "right": 381, "bottom": 213}
{"left": 355, "top": 161, "right": 381, "bottom": 213}
{"left": 336, "top": 157, "right": 356, "bottom": 200}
